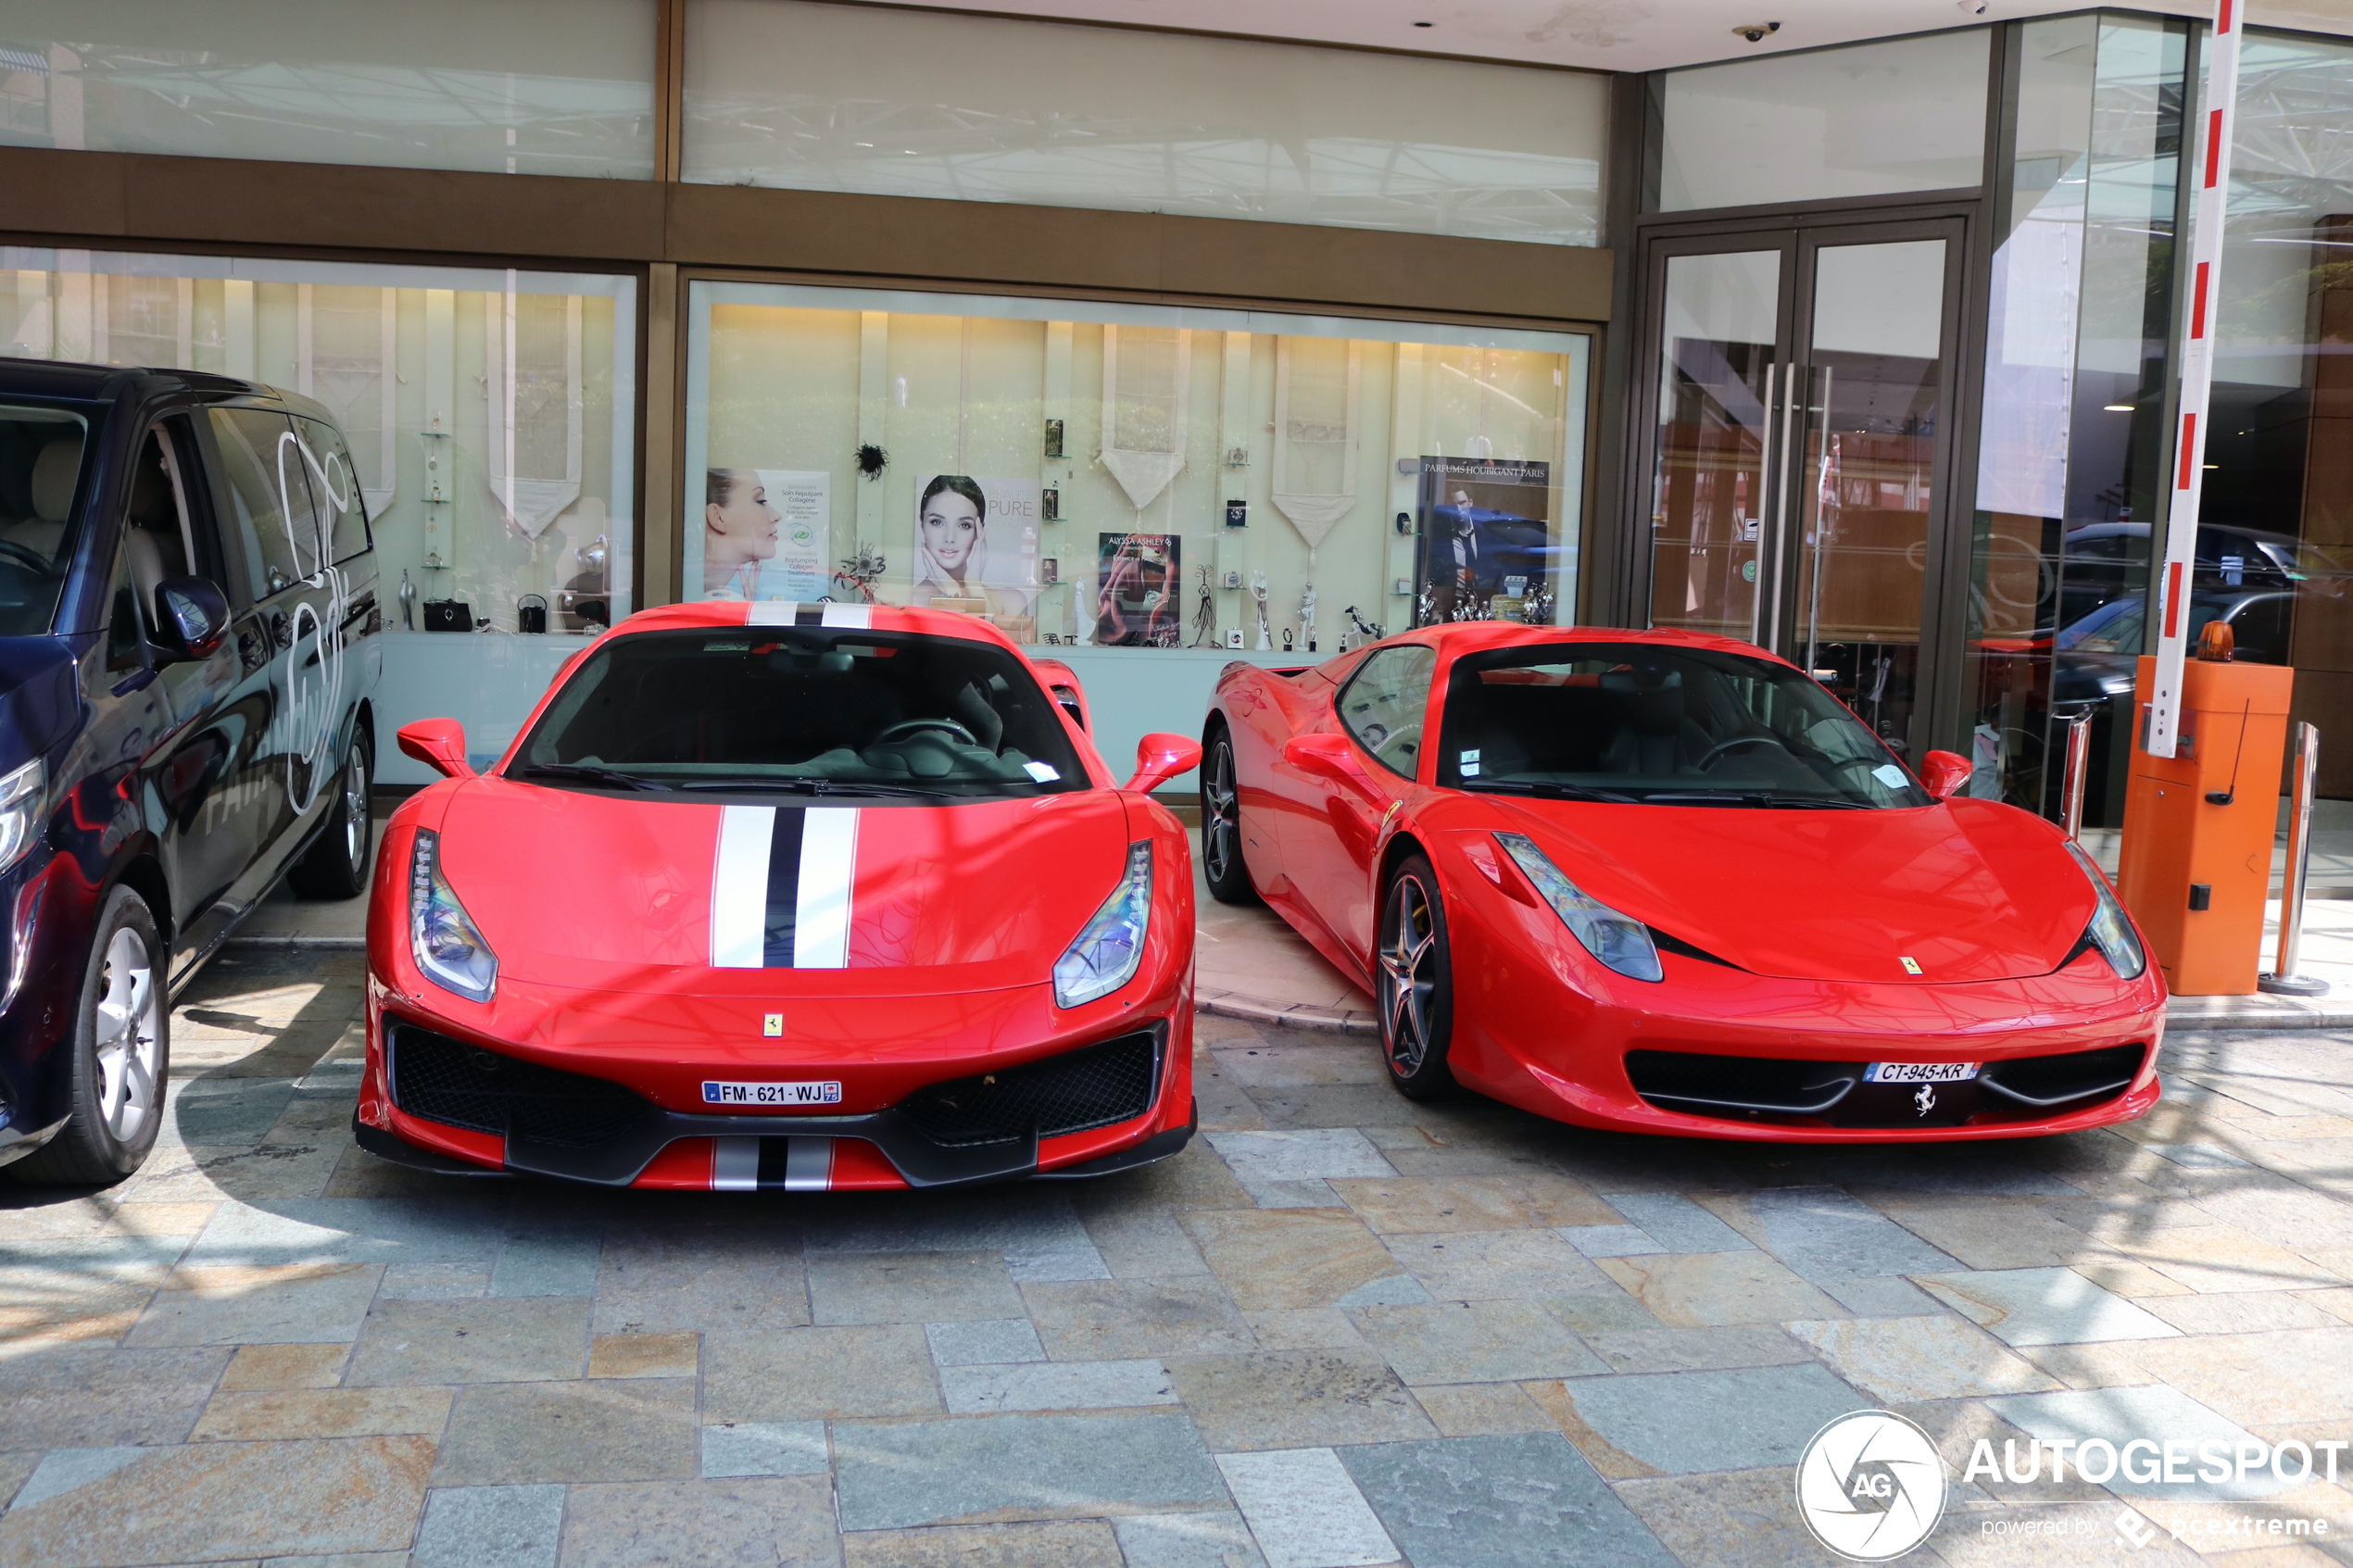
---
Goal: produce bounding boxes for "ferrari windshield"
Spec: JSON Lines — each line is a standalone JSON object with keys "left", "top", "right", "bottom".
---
{"left": 0, "top": 404, "right": 92, "bottom": 637}
{"left": 514, "top": 626, "right": 1086, "bottom": 798}
{"left": 1438, "top": 642, "right": 1929, "bottom": 809}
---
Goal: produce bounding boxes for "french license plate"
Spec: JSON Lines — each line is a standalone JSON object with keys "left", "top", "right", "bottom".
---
{"left": 1864, "top": 1061, "right": 1980, "bottom": 1085}
{"left": 701, "top": 1080, "right": 842, "bottom": 1106}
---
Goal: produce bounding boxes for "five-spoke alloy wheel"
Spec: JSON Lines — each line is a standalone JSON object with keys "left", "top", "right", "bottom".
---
{"left": 1200, "top": 729, "right": 1257, "bottom": 905}
{"left": 1378, "top": 854, "right": 1455, "bottom": 1098}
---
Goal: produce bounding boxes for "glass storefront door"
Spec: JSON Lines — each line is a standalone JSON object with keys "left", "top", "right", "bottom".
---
{"left": 1643, "top": 221, "right": 1962, "bottom": 759}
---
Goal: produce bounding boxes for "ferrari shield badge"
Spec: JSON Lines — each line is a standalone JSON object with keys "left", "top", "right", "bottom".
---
{"left": 1899, "top": 957, "right": 1923, "bottom": 975}
{"left": 762, "top": 1013, "right": 785, "bottom": 1037}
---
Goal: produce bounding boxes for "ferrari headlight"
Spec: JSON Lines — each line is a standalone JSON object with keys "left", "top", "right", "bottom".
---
{"left": 0, "top": 759, "right": 44, "bottom": 873}
{"left": 1054, "top": 840, "right": 1151, "bottom": 1008}
{"left": 2065, "top": 840, "right": 2145, "bottom": 980}
{"left": 409, "top": 828, "right": 497, "bottom": 1003}
{"left": 1494, "top": 832, "right": 1663, "bottom": 984}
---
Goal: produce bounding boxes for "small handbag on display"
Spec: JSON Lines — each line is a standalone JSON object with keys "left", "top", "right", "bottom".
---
{"left": 423, "top": 599, "right": 473, "bottom": 633}
{"left": 517, "top": 594, "right": 548, "bottom": 633}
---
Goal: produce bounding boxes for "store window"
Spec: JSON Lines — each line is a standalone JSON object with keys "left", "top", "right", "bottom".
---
{"left": 1657, "top": 30, "right": 1990, "bottom": 213}
{"left": 1963, "top": 15, "right": 2187, "bottom": 830}
{"left": 0, "top": 248, "right": 637, "bottom": 782}
{"left": 685, "top": 282, "right": 1591, "bottom": 768}
{"left": 2204, "top": 29, "right": 2353, "bottom": 797}
{"left": 0, "top": 0, "right": 655, "bottom": 177}
{"left": 683, "top": 0, "right": 1608, "bottom": 246}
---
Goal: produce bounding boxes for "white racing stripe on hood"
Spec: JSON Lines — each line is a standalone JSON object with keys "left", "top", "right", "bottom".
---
{"left": 746, "top": 601, "right": 874, "bottom": 629}
{"left": 711, "top": 805, "right": 776, "bottom": 969}
{"left": 793, "top": 808, "right": 860, "bottom": 969}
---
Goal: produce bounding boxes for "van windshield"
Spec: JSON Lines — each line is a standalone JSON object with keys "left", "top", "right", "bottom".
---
{"left": 514, "top": 626, "right": 1087, "bottom": 799}
{"left": 0, "top": 405, "right": 92, "bottom": 637}
{"left": 1438, "top": 641, "right": 1928, "bottom": 809}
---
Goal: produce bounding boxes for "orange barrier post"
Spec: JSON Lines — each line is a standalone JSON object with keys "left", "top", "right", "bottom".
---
{"left": 2116, "top": 655, "right": 2293, "bottom": 995}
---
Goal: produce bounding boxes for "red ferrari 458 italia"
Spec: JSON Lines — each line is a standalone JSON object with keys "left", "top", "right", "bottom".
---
{"left": 355, "top": 602, "right": 1202, "bottom": 1190}
{"left": 1202, "top": 624, "right": 2165, "bottom": 1142}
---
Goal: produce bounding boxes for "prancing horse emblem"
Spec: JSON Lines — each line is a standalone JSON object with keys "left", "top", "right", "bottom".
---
{"left": 1914, "top": 1084, "right": 1937, "bottom": 1117}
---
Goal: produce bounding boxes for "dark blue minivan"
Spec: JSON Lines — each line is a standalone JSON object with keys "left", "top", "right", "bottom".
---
{"left": 0, "top": 359, "right": 380, "bottom": 1185}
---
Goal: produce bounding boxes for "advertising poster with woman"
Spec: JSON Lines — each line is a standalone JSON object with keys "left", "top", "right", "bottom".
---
{"left": 698, "top": 468, "right": 829, "bottom": 601}
{"left": 913, "top": 474, "right": 1040, "bottom": 623}
{"left": 1095, "top": 531, "right": 1182, "bottom": 646}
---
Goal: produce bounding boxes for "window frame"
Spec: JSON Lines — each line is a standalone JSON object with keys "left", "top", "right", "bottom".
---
{"left": 1335, "top": 641, "right": 1439, "bottom": 783}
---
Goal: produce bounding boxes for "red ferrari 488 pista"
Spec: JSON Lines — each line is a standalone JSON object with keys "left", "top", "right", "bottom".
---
{"left": 356, "top": 603, "right": 1201, "bottom": 1190}
{"left": 1202, "top": 624, "right": 2165, "bottom": 1142}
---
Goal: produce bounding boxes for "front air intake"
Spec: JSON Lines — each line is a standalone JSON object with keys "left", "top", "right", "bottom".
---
{"left": 898, "top": 1031, "right": 1161, "bottom": 1148}
{"left": 387, "top": 1023, "right": 654, "bottom": 1147}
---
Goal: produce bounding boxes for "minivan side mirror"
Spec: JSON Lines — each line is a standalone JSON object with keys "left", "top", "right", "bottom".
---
{"left": 398, "top": 719, "right": 474, "bottom": 779}
{"left": 1919, "top": 749, "right": 1972, "bottom": 800}
{"left": 151, "top": 576, "right": 230, "bottom": 663}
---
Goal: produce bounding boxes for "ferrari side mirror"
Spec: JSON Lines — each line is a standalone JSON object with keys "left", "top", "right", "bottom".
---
{"left": 398, "top": 718, "right": 474, "bottom": 779}
{"left": 1282, "top": 732, "right": 1358, "bottom": 783}
{"left": 1126, "top": 733, "right": 1202, "bottom": 795}
{"left": 1920, "top": 749, "right": 1971, "bottom": 800}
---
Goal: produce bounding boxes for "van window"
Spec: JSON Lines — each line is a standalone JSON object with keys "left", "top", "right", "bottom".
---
{"left": 295, "top": 418, "right": 372, "bottom": 566}
{"left": 209, "top": 408, "right": 321, "bottom": 599}
{"left": 0, "top": 404, "right": 91, "bottom": 636}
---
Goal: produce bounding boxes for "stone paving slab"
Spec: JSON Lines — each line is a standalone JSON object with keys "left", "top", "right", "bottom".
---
{"left": 6, "top": 946, "right": 2353, "bottom": 1565}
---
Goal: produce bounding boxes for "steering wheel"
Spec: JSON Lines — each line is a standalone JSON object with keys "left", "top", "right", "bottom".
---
{"left": 871, "top": 718, "right": 980, "bottom": 748}
{"left": 0, "top": 539, "right": 55, "bottom": 574}
{"left": 1692, "top": 734, "right": 1788, "bottom": 771}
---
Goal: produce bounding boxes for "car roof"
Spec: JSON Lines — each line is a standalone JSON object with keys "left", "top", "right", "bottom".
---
{"left": 0, "top": 355, "right": 335, "bottom": 422}
{"left": 610, "top": 599, "right": 1030, "bottom": 653}
{"left": 1387, "top": 621, "right": 1799, "bottom": 667}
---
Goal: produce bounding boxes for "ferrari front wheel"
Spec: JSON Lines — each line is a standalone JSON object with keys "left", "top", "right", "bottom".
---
{"left": 1200, "top": 729, "right": 1258, "bottom": 906}
{"left": 1378, "top": 855, "right": 1455, "bottom": 1099}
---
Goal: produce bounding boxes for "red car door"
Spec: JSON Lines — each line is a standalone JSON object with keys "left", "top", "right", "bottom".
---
{"left": 1280, "top": 644, "right": 1436, "bottom": 967}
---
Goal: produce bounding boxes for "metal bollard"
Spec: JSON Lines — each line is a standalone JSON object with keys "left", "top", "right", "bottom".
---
{"left": 2058, "top": 709, "right": 2095, "bottom": 842}
{"left": 2259, "top": 721, "right": 2328, "bottom": 997}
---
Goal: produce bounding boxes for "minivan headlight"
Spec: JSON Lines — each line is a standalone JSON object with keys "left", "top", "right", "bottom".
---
{"left": 0, "top": 759, "right": 44, "bottom": 873}
{"left": 1054, "top": 841, "right": 1151, "bottom": 1008}
{"left": 2064, "top": 840, "right": 2146, "bottom": 981}
{"left": 1494, "top": 832, "right": 1663, "bottom": 983}
{"left": 409, "top": 828, "right": 497, "bottom": 1003}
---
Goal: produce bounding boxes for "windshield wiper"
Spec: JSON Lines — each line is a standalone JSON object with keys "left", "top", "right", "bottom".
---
{"left": 1462, "top": 780, "right": 1640, "bottom": 804}
{"left": 1758, "top": 796, "right": 1872, "bottom": 809}
{"left": 673, "top": 777, "right": 957, "bottom": 801}
{"left": 510, "top": 762, "right": 667, "bottom": 792}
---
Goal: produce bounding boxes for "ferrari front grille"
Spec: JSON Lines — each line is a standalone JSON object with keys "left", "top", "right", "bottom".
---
{"left": 898, "top": 1031, "right": 1161, "bottom": 1148}
{"left": 1627, "top": 1042, "right": 2147, "bottom": 1128}
{"left": 388, "top": 1023, "right": 654, "bottom": 1147}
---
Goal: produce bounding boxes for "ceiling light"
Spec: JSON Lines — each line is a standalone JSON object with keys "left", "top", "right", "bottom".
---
{"left": 2104, "top": 404, "right": 2133, "bottom": 411}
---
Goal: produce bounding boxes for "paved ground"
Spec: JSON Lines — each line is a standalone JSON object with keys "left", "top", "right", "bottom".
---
{"left": 5, "top": 951, "right": 2353, "bottom": 1567}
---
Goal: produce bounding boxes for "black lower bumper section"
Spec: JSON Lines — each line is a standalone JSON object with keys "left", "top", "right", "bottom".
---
{"left": 352, "top": 1117, "right": 513, "bottom": 1176}
{"left": 1035, "top": 1102, "right": 1198, "bottom": 1179}
{"left": 1625, "top": 1042, "right": 2148, "bottom": 1129}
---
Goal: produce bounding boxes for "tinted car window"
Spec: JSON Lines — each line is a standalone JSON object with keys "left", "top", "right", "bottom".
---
{"left": 517, "top": 627, "right": 1087, "bottom": 799}
{"left": 209, "top": 408, "right": 321, "bottom": 598}
{"left": 1338, "top": 646, "right": 1436, "bottom": 779}
{"left": 1440, "top": 641, "right": 1929, "bottom": 809}
{"left": 295, "top": 418, "right": 371, "bottom": 566}
{"left": 0, "top": 404, "right": 92, "bottom": 636}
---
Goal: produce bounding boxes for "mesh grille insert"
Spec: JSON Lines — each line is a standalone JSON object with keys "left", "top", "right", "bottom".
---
{"left": 389, "top": 1024, "right": 654, "bottom": 1147}
{"left": 898, "top": 1032, "right": 1160, "bottom": 1148}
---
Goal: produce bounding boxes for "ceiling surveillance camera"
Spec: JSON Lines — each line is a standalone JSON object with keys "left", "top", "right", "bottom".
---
{"left": 1957, "top": 0, "right": 1988, "bottom": 12}
{"left": 1733, "top": 21, "right": 1782, "bottom": 43}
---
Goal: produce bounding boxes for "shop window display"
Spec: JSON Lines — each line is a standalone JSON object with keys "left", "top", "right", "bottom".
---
{"left": 0, "top": 249, "right": 636, "bottom": 782}
{"left": 684, "top": 283, "right": 1591, "bottom": 662}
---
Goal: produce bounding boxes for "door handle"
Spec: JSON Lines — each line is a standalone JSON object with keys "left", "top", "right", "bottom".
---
{"left": 269, "top": 610, "right": 292, "bottom": 650}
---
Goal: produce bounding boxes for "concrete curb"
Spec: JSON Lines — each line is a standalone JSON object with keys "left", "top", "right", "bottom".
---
{"left": 1194, "top": 988, "right": 1378, "bottom": 1038}
{"left": 223, "top": 935, "right": 367, "bottom": 950}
